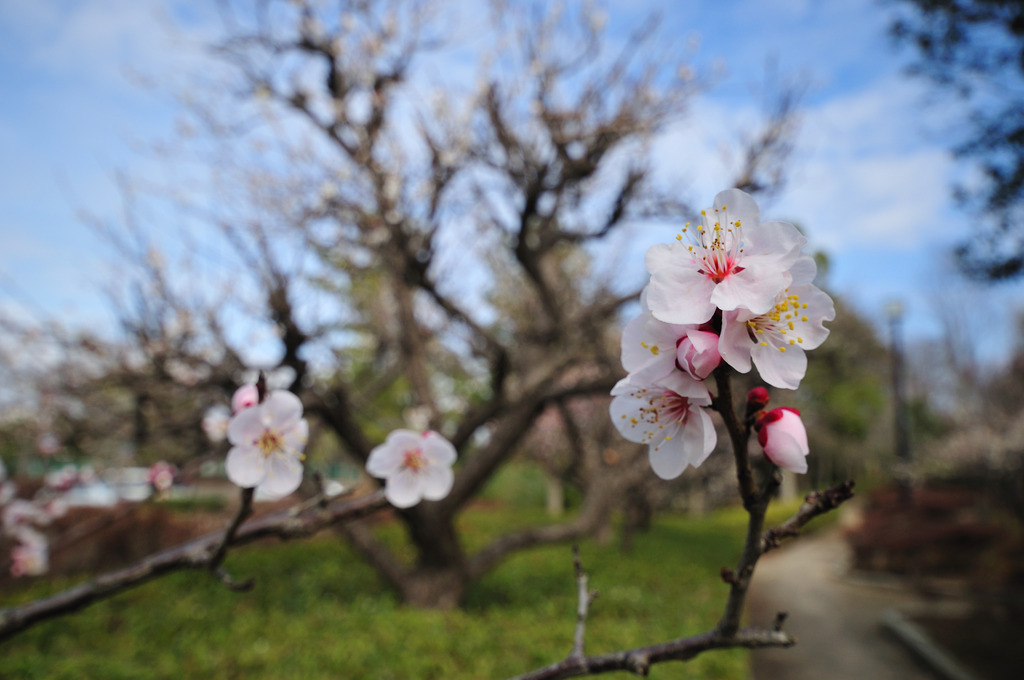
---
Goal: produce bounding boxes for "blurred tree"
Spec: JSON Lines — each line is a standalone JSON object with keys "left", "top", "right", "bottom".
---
{"left": 4, "top": 0, "right": 804, "bottom": 608}
{"left": 890, "top": 0, "right": 1024, "bottom": 280}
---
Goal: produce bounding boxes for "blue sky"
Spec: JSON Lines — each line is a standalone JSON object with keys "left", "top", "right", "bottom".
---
{"left": 1, "top": 0, "right": 1021, "bottom": 367}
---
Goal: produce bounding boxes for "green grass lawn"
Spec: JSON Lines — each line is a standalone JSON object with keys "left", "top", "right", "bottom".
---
{"left": 0, "top": 501, "right": 810, "bottom": 679}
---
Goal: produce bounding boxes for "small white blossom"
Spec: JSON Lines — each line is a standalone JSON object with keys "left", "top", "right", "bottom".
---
{"left": 225, "top": 390, "right": 309, "bottom": 497}
{"left": 366, "top": 430, "right": 456, "bottom": 508}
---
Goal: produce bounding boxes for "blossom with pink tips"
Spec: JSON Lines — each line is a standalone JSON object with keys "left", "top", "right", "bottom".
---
{"left": 756, "top": 407, "right": 810, "bottom": 474}
{"left": 675, "top": 329, "right": 721, "bottom": 381}
{"left": 645, "top": 188, "right": 806, "bottom": 326}
{"left": 231, "top": 383, "right": 260, "bottom": 414}
{"left": 225, "top": 390, "right": 309, "bottom": 497}
{"left": 366, "top": 430, "right": 457, "bottom": 508}
{"left": 610, "top": 372, "right": 716, "bottom": 480}
{"left": 620, "top": 291, "right": 720, "bottom": 385}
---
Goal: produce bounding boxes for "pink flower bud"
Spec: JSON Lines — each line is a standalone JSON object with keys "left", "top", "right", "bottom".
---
{"left": 675, "top": 329, "right": 721, "bottom": 380}
{"left": 231, "top": 384, "right": 260, "bottom": 413}
{"left": 755, "top": 407, "right": 809, "bottom": 474}
{"left": 747, "top": 387, "right": 770, "bottom": 409}
{"left": 746, "top": 386, "right": 770, "bottom": 418}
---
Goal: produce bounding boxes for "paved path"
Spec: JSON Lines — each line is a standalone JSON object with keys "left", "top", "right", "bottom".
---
{"left": 747, "top": 528, "right": 938, "bottom": 680}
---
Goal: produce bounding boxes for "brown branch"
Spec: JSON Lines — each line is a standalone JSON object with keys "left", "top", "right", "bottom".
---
{"left": 716, "top": 467, "right": 780, "bottom": 639}
{"left": 0, "top": 490, "right": 388, "bottom": 643}
{"left": 208, "top": 487, "right": 254, "bottom": 573}
{"left": 761, "top": 480, "right": 856, "bottom": 553}
{"left": 508, "top": 625, "right": 794, "bottom": 680}
{"left": 712, "top": 365, "right": 757, "bottom": 509}
{"left": 509, "top": 465, "right": 854, "bottom": 680}
{"left": 709, "top": 368, "right": 778, "bottom": 639}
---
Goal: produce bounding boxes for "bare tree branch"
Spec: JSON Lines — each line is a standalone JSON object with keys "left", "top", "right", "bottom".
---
{"left": 762, "top": 480, "right": 856, "bottom": 553}
{"left": 0, "top": 490, "right": 387, "bottom": 643}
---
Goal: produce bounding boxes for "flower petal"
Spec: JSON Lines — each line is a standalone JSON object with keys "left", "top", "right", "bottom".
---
{"left": 259, "top": 453, "right": 304, "bottom": 497}
{"left": 422, "top": 432, "right": 457, "bottom": 467}
{"left": 718, "top": 310, "right": 754, "bottom": 373}
{"left": 763, "top": 430, "right": 808, "bottom": 473}
{"left": 227, "top": 407, "right": 264, "bottom": 447}
{"left": 790, "top": 283, "right": 835, "bottom": 350}
{"left": 366, "top": 430, "right": 420, "bottom": 478}
{"left": 283, "top": 418, "right": 309, "bottom": 454}
{"left": 647, "top": 423, "right": 687, "bottom": 479}
{"left": 262, "top": 391, "right": 303, "bottom": 431}
{"left": 751, "top": 343, "right": 807, "bottom": 390}
{"left": 713, "top": 188, "right": 760, "bottom": 230}
{"left": 710, "top": 264, "right": 790, "bottom": 315}
{"left": 788, "top": 255, "right": 818, "bottom": 286}
{"left": 647, "top": 404, "right": 716, "bottom": 479}
{"left": 225, "top": 446, "right": 266, "bottom": 488}
{"left": 418, "top": 463, "right": 454, "bottom": 501}
{"left": 645, "top": 244, "right": 718, "bottom": 325}
{"left": 385, "top": 468, "right": 423, "bottom": 508}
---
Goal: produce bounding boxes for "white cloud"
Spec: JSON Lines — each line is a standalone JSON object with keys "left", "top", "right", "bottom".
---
{"left": 0, "top": 0, "right": 214, "bottom": 89}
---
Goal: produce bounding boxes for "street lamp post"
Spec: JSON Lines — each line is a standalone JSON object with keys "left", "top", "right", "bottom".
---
{"left": 886, "top": 301, "right": 912, "bottom": 504}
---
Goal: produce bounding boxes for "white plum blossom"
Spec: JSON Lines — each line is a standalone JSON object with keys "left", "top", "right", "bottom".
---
{"left": 366, "top": 430, "right": 457, "bottom": 508}
{"left": 610, "top": 372, "right": 716, "bottom": 480}
{"left": 225, "top": 390, "right": 309, "bottom": 497}
{"left": 756, "top": 407, "right": 810, "bottom": 474}
{"left": 719, "top": 256, "right": 834, "bottom": 389}
{"left": 645, "top": 188, "right": 806, "bottom": 325}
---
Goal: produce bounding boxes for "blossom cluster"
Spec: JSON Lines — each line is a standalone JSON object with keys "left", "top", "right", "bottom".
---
{"left": 611, "top": 189, "right": 834, "bottom": 479}
{"left": 217, "top": 381, "right": 458, "bottom": 509}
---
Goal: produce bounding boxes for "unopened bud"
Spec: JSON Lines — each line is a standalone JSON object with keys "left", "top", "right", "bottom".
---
{"left": 745, "top": 387, "right": 770, "bottom": 418}
{"left": 231, "top": 384, "right": 259, "bottom": 413}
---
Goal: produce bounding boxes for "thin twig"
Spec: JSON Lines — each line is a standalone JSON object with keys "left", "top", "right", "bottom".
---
{"left": 761, "top": 480, "right": 856, "bottom": 553}
{"left": 508, "top": 625, "right": 795, "bottom": 680}
{"left": 208, "top": 487, "right": 254, "bottom": 574}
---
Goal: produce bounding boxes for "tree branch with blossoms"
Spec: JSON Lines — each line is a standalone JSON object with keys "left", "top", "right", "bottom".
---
{"left": 0, "top": 488, "right": 389, "bottom": 643}
{"left": 500, "top": 187, "right": 852, "bottom": 678}
{"left": 2, "top": 187, "right": 853, "bottom": 680}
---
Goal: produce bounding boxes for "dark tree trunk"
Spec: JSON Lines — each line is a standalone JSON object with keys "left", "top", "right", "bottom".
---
{"left": 397, "top": 505, "right": 468, "bottom": 609}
